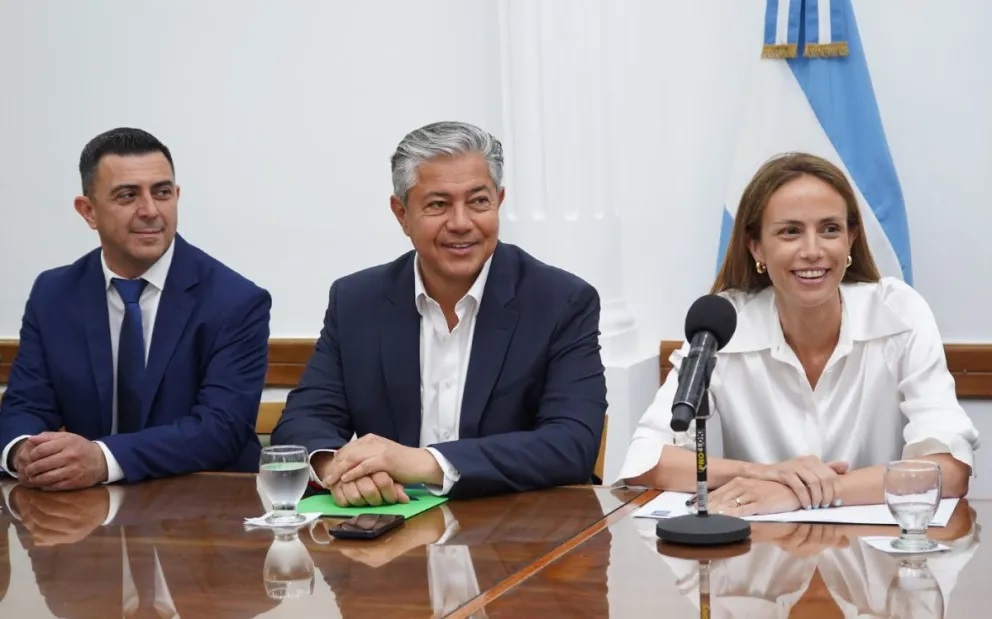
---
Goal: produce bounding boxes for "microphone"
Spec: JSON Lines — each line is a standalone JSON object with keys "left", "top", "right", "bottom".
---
{"left": 656, "top": 294, "right": 748, "bottom": 547}
{"left": 670, "top": 295, "right": 737, "bottom": 432}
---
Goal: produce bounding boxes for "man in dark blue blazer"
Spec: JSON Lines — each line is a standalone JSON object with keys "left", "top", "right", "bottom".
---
{"left": 0, "top": 128, "right": 270, "bottom": 489}
{"left": 272, "top": 121, "right": 606, "bottom": 503}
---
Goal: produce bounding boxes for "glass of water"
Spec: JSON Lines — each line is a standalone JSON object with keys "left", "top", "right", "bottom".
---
{"left": 259, "top": 445, "right": 310, "bottom": 526}
{"left": 884, "top": 460, "right": 942, "bottom": 552}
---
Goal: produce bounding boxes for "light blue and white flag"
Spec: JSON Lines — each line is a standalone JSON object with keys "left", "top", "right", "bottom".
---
{"left": 718, "top": 0, "right": 912, "bottom": 283}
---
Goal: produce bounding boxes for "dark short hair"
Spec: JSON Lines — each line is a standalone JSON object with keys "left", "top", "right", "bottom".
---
{"left": 79, "top": 127, "right": 174, "bottom": 196}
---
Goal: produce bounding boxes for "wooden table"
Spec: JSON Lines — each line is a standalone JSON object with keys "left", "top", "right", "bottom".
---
{"left": 0, "top": 475, "right": 987, "bottom": 618}
{"left": 471, "top": 491, "right": 990, "bottom": 618}
{"left": 0, "top": 474, "right": 646, "bottom": 618}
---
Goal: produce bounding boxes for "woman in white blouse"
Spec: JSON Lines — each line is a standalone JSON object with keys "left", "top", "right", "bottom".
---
{"left": 619, "top": 152, "right": 979, "bottom": 515}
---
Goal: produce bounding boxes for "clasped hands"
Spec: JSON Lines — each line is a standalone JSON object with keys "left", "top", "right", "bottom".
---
{"left": 11, "top": 432, "right": 109, "bottom": 491}
{"left": 707, "top": 455, "right": 849, "bottom": 517}
{"left": 312, "top": 434, "right": 444, "bottom": 507}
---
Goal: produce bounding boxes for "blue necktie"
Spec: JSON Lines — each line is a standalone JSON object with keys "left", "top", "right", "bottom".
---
{"left": 112, "top": 278, "right": 148, "bottom": 434}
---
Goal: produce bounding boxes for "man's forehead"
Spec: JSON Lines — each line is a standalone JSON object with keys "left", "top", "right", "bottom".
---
{"left": 95, "top": 153, "right": 174, "bottom": 185}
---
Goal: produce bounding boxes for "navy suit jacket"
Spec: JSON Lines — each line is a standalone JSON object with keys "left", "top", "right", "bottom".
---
{"left": 0, "top": 235, "right": 270, "bottom": 482}
{"left": 272, "top": 242, "right": 607, "bottom": 498}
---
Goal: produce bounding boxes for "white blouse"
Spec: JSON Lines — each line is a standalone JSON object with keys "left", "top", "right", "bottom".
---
{"left": 618, "top": 277, "right": 980, "bottom": 482}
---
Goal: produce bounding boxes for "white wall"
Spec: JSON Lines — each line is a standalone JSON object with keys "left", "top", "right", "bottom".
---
{"left": 1, "top": 1, "right": 990, "bottom": 341}
{"left": 1, "top": 1, "right": 991, "bottom": 490}
{"left": 0, "top": 0, "right": 503, "bottom": 336}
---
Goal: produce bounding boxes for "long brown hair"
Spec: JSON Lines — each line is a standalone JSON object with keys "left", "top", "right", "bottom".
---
{"left": 712, "top": 152, "right": 881, "bottom": 294}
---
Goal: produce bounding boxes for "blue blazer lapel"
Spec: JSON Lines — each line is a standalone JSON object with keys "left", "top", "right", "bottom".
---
{"left": 381, "top": 255, "right": 422, "bottom": 447}
{"left": 461, "top": 243, "right": 519, "bottom": 438}
{"left": 80, "top": 253, "right": 114, "bottom": 435}
{"left": 141, "top": 237, "right": 197, "bottom": 427}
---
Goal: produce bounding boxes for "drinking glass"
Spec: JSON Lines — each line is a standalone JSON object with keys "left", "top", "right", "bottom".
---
{"left": 263, "top": 530, "right": 315, "bottom": 600}
{"left": 259, "top": 445, "right": 310, "bottom": 526}
{"left": 884, "top": 460, "right": 942, "bottom": 552}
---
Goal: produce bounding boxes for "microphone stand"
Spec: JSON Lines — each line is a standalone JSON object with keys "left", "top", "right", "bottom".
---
{"left": 656, "top": 358, "right": 751, "bottom": 546}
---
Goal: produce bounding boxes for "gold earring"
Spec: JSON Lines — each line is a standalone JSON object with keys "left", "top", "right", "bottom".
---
{"left": 755, "top": 261, "right": 766, "bottom": 274}
{"left": 846, "top": 255, "right": 853, "bottom": 268}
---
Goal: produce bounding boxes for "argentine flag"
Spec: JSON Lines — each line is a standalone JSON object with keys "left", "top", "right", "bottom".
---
{"left": 718, "top": 0, "right": 912, "bottom": 284}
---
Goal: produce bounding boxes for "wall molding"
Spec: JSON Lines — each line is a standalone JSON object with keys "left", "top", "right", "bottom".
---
{"left": 659, "top": 340, "right": 992, "bottom": 399}
{"left": 3, "top": 338, "right": 991, "bottom": 399}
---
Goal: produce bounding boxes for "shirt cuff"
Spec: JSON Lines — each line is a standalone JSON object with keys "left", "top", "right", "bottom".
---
{"left": 95, "top": 441, "right": 125, "bottom": 484}
{"left": 1, "top": 435, "right": 32, "bottom": 477}
{"left": 308, "top": 449, "right": 336, "bottom": 488}
{"left": 424, "top": 447, "right": 460, "bottom": 496}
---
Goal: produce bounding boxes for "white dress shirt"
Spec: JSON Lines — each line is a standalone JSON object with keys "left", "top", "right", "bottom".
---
{"left": 309, "top": 253, "right": 492, "bottom": 496}
{"left": 417, "top": 253, "right": 491, "bottom": 494}
{"left": 618, "top": 277, "right": 980, "bottom": 482}
{"left": 1, "top": 242, "right": 175, "bottom": 482}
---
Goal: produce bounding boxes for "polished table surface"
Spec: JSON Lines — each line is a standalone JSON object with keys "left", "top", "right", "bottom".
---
{"left": 0, "top": 474, "right": 645, "bottom": 618}
{"left": 0, "top": 475, "right": 987, "bottom": 618}
{"left": 473, "top": 491, "right": 989, "bottom": 618}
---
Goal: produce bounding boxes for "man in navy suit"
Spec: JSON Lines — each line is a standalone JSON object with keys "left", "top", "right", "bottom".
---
{"left": 0, "top": 127, "right": 270, "bottom": 489}
{"left": 272, "top": 121, "right": 606, "bottom": 504}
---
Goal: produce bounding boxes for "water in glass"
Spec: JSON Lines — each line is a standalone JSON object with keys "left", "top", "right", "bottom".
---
{"left": 884, "top": 460, "right": 942, "bottom": 552}
{"left": 259, "top": 445, "right": 309, "bottom": 526}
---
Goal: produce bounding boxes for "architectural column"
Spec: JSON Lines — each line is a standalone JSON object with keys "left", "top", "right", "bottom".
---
{"left": 496, "top": 0, "right": 637, "bottom": 363}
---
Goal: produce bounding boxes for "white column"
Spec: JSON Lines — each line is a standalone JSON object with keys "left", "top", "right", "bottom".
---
{"left": 496, "top": 0, "right": 637, "bottom": 363}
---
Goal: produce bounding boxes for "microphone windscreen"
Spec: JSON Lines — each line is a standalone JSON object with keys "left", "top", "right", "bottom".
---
{"left": 684, "top": 295, "right": 737, "bottom": 350}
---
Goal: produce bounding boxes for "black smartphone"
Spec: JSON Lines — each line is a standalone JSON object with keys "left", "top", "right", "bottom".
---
{"left": 328, "top": 514, "right": 405, "bottom": 540}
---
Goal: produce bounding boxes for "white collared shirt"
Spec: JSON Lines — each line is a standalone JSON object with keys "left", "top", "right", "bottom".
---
{"left": 308, "top": 253, "right": 492, "bottom": 496}
{"left": 618, "top": 277, "right": 980, "bottom": 482}
{"left": 416, "top": 253, "right": 492, "bottom": 494}
{"left": 1, "top": 241, "right": 175, "bottom": 482}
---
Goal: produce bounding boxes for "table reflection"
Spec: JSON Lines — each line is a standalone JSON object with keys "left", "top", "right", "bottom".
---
{"left": 645, "top": 502, "right": 980, "bottom": 618}
{"left": 316, "top": 488, "right": 617, "bottom": 618}
{"left": 0, "top": 479, "right": 282, "bottom": 618}
{"left": 0, "top": 478, "right": 638, "bottom": 618}
{"left": 263, "top": 530, "right": 315, "bottom": 600}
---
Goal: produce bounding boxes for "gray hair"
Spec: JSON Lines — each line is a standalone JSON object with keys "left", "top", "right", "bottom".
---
{"left": 390, "top": 121, "right": 504, "bottom": 204}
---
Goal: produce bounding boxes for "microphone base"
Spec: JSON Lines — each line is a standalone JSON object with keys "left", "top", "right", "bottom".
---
{"left": 656, "top": 514, "right": 751, "bottom": 546}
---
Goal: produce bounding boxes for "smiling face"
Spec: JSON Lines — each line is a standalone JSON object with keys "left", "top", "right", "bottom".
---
{"left": 74, "top": 152, "right": 178, "bottom": 278}
{"left": 748, "top": 174, "right": 855, "bottom": 311}
{"left": 389, "top": 151, "right": 503, "bottom": 301}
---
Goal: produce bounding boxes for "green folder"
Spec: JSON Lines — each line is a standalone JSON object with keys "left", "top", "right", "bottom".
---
{"left": 297, "top": 488, "right": 447, "bottom": 519}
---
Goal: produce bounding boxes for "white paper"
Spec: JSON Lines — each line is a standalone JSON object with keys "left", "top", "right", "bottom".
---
{"left": 860, "top": 536, "right": 950, "bottom": 554}
{"left": 633, "top": 491, "right": 959, "bottom": 527}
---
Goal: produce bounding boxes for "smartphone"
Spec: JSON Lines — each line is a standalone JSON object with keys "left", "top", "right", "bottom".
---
{"left": 328, "top": 514, "right": 405, "bottom": 540}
